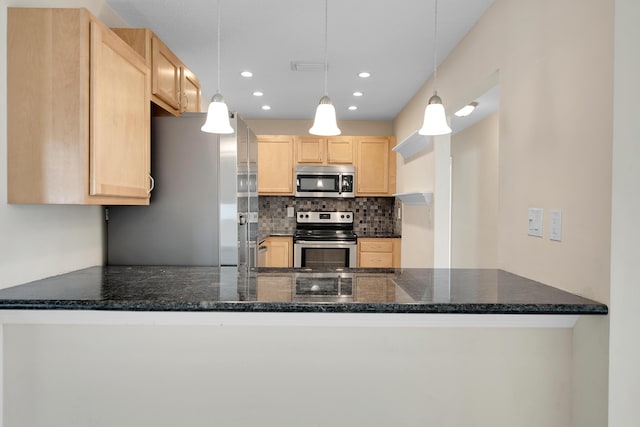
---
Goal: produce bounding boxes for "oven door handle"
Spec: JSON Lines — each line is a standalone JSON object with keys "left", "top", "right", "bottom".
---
{"left": 294, "top": 240, "right": 356, "bottom": 245}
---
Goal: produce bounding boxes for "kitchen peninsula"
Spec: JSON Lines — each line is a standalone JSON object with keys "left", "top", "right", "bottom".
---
{"left": 0, "top": 267, "right": 607, "bottom": 426}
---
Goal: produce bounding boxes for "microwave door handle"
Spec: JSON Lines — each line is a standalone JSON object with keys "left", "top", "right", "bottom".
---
{"left": 338, "top": 173, "right": 342, "bottom": 195}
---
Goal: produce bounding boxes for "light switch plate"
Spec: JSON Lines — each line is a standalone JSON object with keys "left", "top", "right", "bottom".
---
{"left": 550, "top": 209, "right": 562, "bottom": 241}
{"left": 528, "top": 208, "right": 543, "bottom": 237}
{"left": 287, "top": 206, "right": 294, "bottom": 218}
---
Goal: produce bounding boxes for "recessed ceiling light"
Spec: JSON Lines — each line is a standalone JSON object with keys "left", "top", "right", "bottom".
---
{"left": 240, "top": 71, "right": 253, "bottom": 78}
{"left": 454, "top": 102, "right": 478, "bottom": 117}
{"left": 358, "top": 72, "right": 371, "bottom": 78}
{"left": 353, "top": 91, "right": 363, "bottom": 97}
{"left": 261, "top": 105, "right": 271, "bottom": 110}
{"left": 348, "top": 106, "right": 358, "bottom": 111}
{"left": 253, "top": 91, "right": 264, "bottom": 97}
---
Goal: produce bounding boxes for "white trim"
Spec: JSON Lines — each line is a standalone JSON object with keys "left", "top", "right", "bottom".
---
{"left": 0, "top": 310, "right": 580, "bottom": 328}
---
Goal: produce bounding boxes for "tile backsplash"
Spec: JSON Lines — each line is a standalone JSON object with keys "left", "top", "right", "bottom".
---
{"left": 259, "top": 196, "right": 402, "bottom": 236}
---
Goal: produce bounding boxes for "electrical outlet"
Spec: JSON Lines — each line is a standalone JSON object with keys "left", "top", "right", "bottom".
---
{"left": 528, "top": 208, "right": 543, "bottom": 237}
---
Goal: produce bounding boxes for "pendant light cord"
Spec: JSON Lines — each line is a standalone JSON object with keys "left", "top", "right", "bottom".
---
{"left": 217, "top": 0, "right": 222, "bottom": 94}
{"left": 433, "top": 0, "right": 438, "bottom": 89}
{"left": 324, "top": 0, "right": 328, "bottom": 96}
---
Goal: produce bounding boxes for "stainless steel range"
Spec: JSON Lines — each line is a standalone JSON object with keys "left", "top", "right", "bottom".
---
{"left": 293, "top": 211, "right": 357, "bottom": 268}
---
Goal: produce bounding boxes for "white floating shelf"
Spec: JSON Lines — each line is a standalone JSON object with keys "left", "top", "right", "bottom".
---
{"left": 393, "top": 192, "right": 433, "bottom": 206}
{"left": 392, "top": 131, "right": 432, "bottom": 159}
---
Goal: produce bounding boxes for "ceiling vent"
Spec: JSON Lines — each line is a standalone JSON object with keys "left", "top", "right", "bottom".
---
{"left": 291, "top": 61, "right": 325, "bottom": 72}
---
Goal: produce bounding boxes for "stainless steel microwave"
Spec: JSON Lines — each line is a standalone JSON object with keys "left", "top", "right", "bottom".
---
{"left": 295, "top": 165, "right": 355, "bottom": 198}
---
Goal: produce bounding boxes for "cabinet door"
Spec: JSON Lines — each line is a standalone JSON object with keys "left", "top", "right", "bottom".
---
{"left": 266, "top": 237, "right": 293, "bottom": 268}
{"left": 90, "top": 20, "right": 150, "bottom": 199}
{"left": 326, "top": 137, "right": 354, "bottom": 164}
{"left": 258, "top": 136, "right": 295, "bottom": 195}
{"left": 181, "top": 66, "right": 201, "bottom": 112}
{"left": 295, "top": 136, "right": 324, "bottom": 164}
{"left": 355, "top": 137, "right": 396, "bottom": 195}
{"left": 151, "top": 35, "right": 181, "bottom": 112}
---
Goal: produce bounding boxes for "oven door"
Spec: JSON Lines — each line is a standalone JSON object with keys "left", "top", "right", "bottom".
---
{"left": 294, "top": 241, "right": 357, "bottom": 268}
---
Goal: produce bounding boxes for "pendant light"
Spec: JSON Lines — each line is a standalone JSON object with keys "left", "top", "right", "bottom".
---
{"left": 419, "top": 0, "right": 452, "bottom": 136}
{"left": 309, "top": 0, "right": 341, "bottom": 136}
{"left": 201, "top": 0, "right": 234, "bottom": 134}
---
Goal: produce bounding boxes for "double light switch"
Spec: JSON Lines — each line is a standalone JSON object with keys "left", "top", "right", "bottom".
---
{"left": 528, "top": 208, "right": 562, "bottom": 241}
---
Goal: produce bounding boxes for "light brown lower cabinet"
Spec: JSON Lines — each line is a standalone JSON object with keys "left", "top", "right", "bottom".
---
{"left": 262, "top": 236, "right": 293, "bottom": 268}
{"left": 357, "top": 238, "right": 401, "bottom": 268}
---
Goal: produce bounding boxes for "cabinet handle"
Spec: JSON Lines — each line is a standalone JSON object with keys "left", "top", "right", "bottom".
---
{"left": 181, "top": 92, "right": 188, "bottom": 112}
{"left": 148, "top": 174, "right": 155, "bottom": 194}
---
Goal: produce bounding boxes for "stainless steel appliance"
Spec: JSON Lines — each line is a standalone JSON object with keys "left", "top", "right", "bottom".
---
{"left": 295, "top": 165, "right": 355, "bottom": 198}
{"left": 293, "top": 211, "right": 357, "bottom": 268}
{"left": 294, "top": 272, "right": 354, "bottom": 302}
{"left": 106, "top": 113, "right": 258, "bottom": 271}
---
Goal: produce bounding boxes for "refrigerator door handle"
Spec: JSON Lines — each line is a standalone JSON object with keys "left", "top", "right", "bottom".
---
{"left": 239, "top": 214, "right": 247, "bottom": 226}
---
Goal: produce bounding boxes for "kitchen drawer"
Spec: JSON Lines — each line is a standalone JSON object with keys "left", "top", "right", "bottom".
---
{"left": 359, "top": 240, "right": 394, "bottom": 252}
{"left": 359, "top": 252, "right": 394, "bottom": 268}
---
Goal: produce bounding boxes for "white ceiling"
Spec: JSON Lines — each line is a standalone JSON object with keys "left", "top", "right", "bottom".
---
{"left": 106, "top": 0, "right": 495, "bottom": 121}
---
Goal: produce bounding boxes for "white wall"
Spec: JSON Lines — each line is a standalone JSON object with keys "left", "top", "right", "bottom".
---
{"left": 394, "top": 0, "right": 613, "bottom": 304}
{"left": 451, "top": 113, "right": 499, "bottom": 268}
{"left": 5, "top": 324, "right": 574, "bottom": 427}
{"left": 609, "top": 0, "right": 640, "bottom": 424}
{"left": 0, "top": 0, "right": 128, "bottom": 288}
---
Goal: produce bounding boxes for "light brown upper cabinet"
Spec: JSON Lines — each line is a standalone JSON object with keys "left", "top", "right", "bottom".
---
{"left": 112, "top": 28, "right": 202, "bottom": 115}
{"left": 295, "top": 136, "right": 354, "bottom": 165}
{"left": 8, "top": 8, "right": 151, "bottom": 205}
{"left": 355, "top": 136, "right": 397, "bottom": 196}
{"left": 181, "top": 66, "right": 201, "bottom": 113}
{"left": 258, "top": 136, "right": 295, "bottom": 195}
{"left": 152, "top": 35, "right": 182, "bottom": 113}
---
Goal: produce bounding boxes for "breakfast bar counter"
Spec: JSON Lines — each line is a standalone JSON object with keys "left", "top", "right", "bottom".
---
{"left": 0, "top": 266, "right": 607, "bottom": 318}
{"left": 0, "top": 266, "right": 609, "bottom": 427}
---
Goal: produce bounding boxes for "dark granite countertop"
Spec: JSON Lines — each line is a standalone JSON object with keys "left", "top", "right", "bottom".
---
{"left": 258, "top": 232, "right": 295, "bottom": 243}
{"left": 0, "top": 266, "right": 607, "bottom": 315}
{"left": 356, "top": 233, "right": 402, "bottom": 238}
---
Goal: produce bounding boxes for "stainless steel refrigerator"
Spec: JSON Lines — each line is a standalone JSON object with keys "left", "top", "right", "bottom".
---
{"left": 106, "top": 112, "right": 258, "bottom": 271}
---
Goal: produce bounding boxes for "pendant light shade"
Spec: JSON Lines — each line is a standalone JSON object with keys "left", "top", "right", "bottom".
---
{"left": 419, "top": 0, "right": 451, "bottom": 136}
{"left": 310, "top": 96, "right": 341, "bottom": 136}
{"left": 201, "top": 93, "right": 234, "bottom": 134}
{"left": 201, "top": 0, "right": 234, "bottom": 135}
{"left": 309, "top": 0, "right": 341, "bottom": 136}
{"left": 419, "top": 92, "right": 451, "bottom": 135}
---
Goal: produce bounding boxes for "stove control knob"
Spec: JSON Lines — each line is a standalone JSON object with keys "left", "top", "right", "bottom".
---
{"left": 340, "top": 214, "right": 344, "bottom": 219}
{"left": 346, "top": 214, "right": 351, "bottom": 219}
{"left": 305, "top": 214, "right": 309, "bottom": 218}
